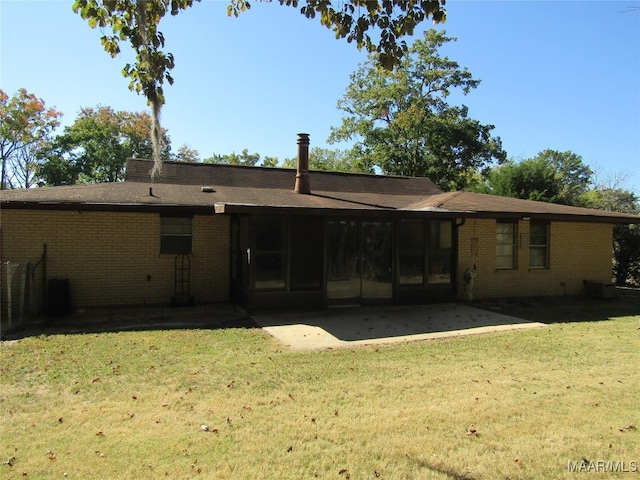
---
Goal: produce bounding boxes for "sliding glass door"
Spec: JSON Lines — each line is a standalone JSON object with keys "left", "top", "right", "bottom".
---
{"left": 326, "top": 220, "right": 393, "bottom": 305}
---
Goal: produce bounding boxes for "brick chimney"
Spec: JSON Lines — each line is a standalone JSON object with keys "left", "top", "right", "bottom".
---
{"left": 294, "top": 133, "right": 311, "bottom": 194}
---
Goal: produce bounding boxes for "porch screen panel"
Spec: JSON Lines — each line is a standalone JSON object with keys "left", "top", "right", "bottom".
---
{"left": 290, "top": 216, "right": 323, "bottom": 290}
{"left": 361, "top": 221, "right": 393, "bottom": 300}
{"left": 327, "top": 220, "right": 360, "bottom": 300}
{"left": 255, "top": 215, "right": 286, "bottom": 290}
{"left": 428, "top": 220, "right": 452, "bottom": 284}
{"left": 398, "top": 220, "right": 425, "bottom": 285}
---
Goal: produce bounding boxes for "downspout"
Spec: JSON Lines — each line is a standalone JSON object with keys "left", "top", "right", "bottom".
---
{"left": 454, "top": 218, "right": 466, "bottom": 299}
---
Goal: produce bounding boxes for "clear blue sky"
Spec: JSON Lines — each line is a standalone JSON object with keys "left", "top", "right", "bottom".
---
{"left": 1, "top": 1, "right": 639, "bottom": 192}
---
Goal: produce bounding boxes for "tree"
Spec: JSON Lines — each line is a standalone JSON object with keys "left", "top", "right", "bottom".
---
{"left": 261, "top": 156, "right": 279, "bottom": 168}
{"left": 204, "top": 149, "right": 282, "bottom": 167}
{"left": 174, "top": 144, "right": 200, "bottom": 163}
{"left": 39, "top": 106, "right": 170, "bottom": 185}
{"left": 329, "top": 29, "right": 506, "bottom": 190}
{"left": 281, "top": 147, "right": 369, "bottom": 173}
{"left": 72, "top": 0, "right": 447, "bottom": 177}
{"left": 474, "top": 149, "right": 592, "bottom": 205}
{"left": 581, "top": 187, "right": 640, "bottom": 285}
{"left": 204, "top": 148, "right": 261, "bottom": 166}
{"left": 0, "top": 88, "right": 62, "bottom": 189}
{"left": 475, "top": 149, "right": 639, "bottom": 285}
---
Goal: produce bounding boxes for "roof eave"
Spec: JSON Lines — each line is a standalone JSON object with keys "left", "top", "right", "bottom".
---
{"left": 1, "top": 200, "right": 215, "bottom": 214}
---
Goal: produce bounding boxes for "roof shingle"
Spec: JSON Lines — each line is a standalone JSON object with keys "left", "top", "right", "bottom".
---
{"left": 2, "top": 159, "right": 639, "bottom": 224}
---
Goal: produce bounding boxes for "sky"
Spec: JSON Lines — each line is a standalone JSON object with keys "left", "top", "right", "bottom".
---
{"left": 1, "top": 0, "right": 639, "bottom": 192}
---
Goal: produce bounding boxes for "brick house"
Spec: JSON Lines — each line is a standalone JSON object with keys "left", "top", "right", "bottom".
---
{"left": 2, "top": 134, "right": 639, "bottom": 317}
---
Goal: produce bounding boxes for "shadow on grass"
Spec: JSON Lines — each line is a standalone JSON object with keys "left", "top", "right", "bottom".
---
{"left": 4, "top": 289, "right": 638, "bottom": 343}
{"left": 405, "top": 455, "right": 477, "bottom": 480}
{"left": 473, "top": 288, "right": 640, "bottom": 324}
{"left": 1, "top": 303, "right": 258, "bottom": 341}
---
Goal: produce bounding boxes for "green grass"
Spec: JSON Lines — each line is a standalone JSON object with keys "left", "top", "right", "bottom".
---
{"left": 1, "top": 311, "right": 639, "bottom": 479}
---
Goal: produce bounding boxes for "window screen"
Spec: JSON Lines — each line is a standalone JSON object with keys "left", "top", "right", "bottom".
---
{"left": 496, "top": 222, "right": 516, "bottom": 269}
{"left": 529, "top": 222, "right": 549, "bottom": 268}
{"left": 160, "top": 216, "right": 192, "bottom": 254}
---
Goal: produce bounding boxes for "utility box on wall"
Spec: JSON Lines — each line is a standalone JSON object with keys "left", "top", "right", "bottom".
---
{"left": 47, "top": 279, "right": 72, "bottom": 316}
{"left": 584, "top": 280, "right": 617, "bottom": 299}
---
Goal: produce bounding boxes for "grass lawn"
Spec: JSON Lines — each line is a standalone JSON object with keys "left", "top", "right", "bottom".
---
{"left": 1, "top": 299, "right": 639, "bottom": 479}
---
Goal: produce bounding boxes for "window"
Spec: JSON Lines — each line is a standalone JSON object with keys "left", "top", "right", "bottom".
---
{"left": 496, "top": 222, "right": 516, "bottom": 269}
{"left": 398, "top": 220, "right": 425, "bottom": 285}
{"left": 529, "top": 222, "right": 549, "bottom": 268}
{"left": 255, "top": 215, "right": 286, "bottom": 290}
{"left": 160, "top": 216, "right": 192, "bottom": 254}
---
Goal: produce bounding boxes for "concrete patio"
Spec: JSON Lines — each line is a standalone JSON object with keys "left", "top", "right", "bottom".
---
{"left": 253, "top": 303, "right": 547, "bottom": 350}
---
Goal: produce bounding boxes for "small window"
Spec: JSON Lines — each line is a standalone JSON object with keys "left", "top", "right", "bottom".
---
{"left": 530, "top": 222, "right": 549, "bottom": 268}
{"left": 496, "top": 222, "right": 516, "bottom": 269}
{"left": 160, "top": 216, "right": 193, "bottom": 254}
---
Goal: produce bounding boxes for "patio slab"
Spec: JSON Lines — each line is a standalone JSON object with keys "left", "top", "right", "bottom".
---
{"left": 253, "top": 303, "right": 547, "bottom": 350}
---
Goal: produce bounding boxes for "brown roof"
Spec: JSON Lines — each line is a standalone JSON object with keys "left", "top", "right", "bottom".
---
{"left": 124, "top": 159, "right": 443, "bottom": 196}
{"left": 405, "top": 191, "right": 640, "bottom": 223}
{"left": 2, "top": 159, "right": 639, "bottom": 224}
